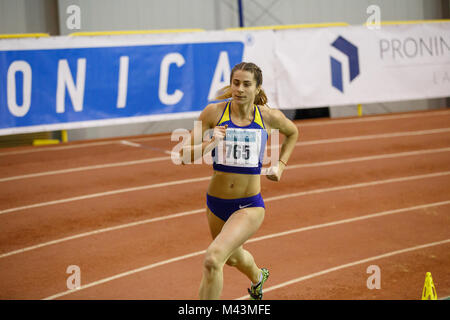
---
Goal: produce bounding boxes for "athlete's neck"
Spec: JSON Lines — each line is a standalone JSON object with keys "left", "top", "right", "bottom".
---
{"left": 231, "top": 100, "right": 254, "bottom": 121}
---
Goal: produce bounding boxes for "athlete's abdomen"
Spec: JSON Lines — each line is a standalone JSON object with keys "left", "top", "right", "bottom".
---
{"left": 207, "top": 171, "right": 261, "bottom": 199}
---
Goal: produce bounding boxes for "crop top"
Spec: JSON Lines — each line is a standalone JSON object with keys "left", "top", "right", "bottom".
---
{"left": 211, "top": 101, "right": 268, "bottom": 175}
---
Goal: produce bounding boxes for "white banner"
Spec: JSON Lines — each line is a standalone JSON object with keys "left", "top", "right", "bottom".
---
{"left": 274, "top": 22, "right": 450, "bottom": 108}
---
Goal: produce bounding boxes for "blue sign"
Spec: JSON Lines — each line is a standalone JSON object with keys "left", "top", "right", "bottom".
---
{"left": 0, "top": 41, "right": 244, "bottom": 133}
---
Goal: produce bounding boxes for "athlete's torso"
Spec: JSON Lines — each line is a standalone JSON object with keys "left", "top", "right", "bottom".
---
{"left": 208, "top": 101, "right": 268, "bottom": 199}
{"left": 212, "top": 101, "right": 268, "bottom": 175}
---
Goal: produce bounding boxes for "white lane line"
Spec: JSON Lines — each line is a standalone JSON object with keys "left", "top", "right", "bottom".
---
{"left": 0, "top": 156, "right": 171, "bottom": 183}
{"left": 0, "top": 135, "right": 172, "bottom": 157}
{"left": 119, "top": 140, "right": 142, "bottom": 148}
{"left": 297, "top": 109, "right": 450, "bottom": 127}
{"left": 43, "top": 250, "right": 207, "bottom": 300}
{"left": 1, "top": 110, "right": 449, "bottom": 157}
{"left": 1, "top": 147, "right": 450, "bottom": 215}
{"left": 0, "top": 176, "right": 210, "bottom": 216}
{"left": 2, "top": 171, "right": 449, "bottom": 259}
{"left": 0, "top": 208, "right": 204, "bottom": 259}
{"left": 295, "top": 128, "right": 450, "bottom": 146}
{"left": 284, "top": 147, "right": 450, "bottom": 170}
{"left": 128, "top": 135, "right": 172, "bottom": 143}
{"left": 0, "top": 141, "right": 118, "bottom": 156}
{"left": 2, "top": 127, "right": 450, "bottom": 183}
{"left": 247, "top": 200, "right": 450, "bottom": 244}
{"left": 235, "top": 239, "right": 450, "bottom": 300}
{"left": 264, "top": 171, "right": 450, "bottom": 203}
{"left": 42, "top": 203, "right": 450, "bottom": 300}
{"left": 120, "top": 140, "right": 173, "bottom": 155}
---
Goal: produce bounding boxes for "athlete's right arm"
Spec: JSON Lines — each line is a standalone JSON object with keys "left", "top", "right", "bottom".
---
{"left": 180, "top": 104, "right": 227, "bottom": 165}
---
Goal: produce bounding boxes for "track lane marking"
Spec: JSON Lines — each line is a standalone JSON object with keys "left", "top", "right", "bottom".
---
{"left": 1, "top": 109, "right": 449, "bottom": 156}
{"left": 235, "top": 239, "right": 450, "bottom": 300}
{"left": 295, "top": 128, "right": 450, "bottom": 146}
{"left": 0, "top": 156, "right": 171, "bottom": 182}
{"left": 2, "top": 172, "right": 449, "bottom": 259}
{"left": 42, "top": 203, "right": 450, "bottom": 300}
{"left": 0, "top": 135, "right": 173, "bottom": 157}
{"left": 0, "top": 176, "right": 210, "bottom": 215}
{"left": 1, "top": 148, "right": 450, "bottom": 215}
{"left": 1, "top": 127, "right": 449, "bottom": 182}
{"left": 298, "top": 109, "right": 450, "bottom": 127}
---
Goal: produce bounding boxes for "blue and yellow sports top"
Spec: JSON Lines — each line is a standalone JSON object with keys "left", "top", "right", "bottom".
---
{"left": 212, "top": 101, "right": 268, "bottom": 175}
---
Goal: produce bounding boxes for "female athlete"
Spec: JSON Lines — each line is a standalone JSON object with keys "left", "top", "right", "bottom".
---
{"left": 180, "top": 62, "right": 299, "bottom": 300}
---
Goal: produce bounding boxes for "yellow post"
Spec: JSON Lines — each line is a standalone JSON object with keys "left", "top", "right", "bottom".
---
{"left": 421, "top": 272, "right": 437, "bottom": 300}
{"left": 357, "top": 104, "right": 363, "bottom": 117}
{"left": 61, "top": 130, "right": 68, "bottom": 143}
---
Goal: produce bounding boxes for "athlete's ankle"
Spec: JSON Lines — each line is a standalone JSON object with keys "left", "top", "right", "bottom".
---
{"left": 251, "top": 269, "right": 263, "bottom": 287}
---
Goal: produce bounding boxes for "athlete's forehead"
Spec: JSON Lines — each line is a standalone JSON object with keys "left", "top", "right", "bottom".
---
{"left": 231, "top": 70, "right": 256, "bottom": 83}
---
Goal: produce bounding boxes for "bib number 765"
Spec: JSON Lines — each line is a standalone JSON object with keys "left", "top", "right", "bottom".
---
{"left": 226, "top": 144, "right": 250, "bottom": 160}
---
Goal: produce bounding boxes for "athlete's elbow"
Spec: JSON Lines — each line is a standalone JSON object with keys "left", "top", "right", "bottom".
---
{"left": 287, "top": 125, "right": 299, "bottom": 141}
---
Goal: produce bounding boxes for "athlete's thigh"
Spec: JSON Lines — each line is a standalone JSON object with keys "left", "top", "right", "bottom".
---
{"left": 209, "top": 207, "right": 265, "bottom": 260}
{"left": 206, "top": 207, "right": 226, "bottom": 240}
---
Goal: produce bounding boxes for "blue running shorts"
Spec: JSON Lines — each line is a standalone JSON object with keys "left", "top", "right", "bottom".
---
{"left": 206, "top": 193, "right": 265, "bottom": 222}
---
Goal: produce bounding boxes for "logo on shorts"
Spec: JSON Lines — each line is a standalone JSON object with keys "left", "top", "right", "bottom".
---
{"left": 330, "top": 36, "right": 360, "bottom": 93}
{"left": 239, "top": 203, "right": 253, "bottom": 209}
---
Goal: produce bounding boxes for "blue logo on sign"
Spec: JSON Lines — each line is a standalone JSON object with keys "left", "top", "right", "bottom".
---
{"left": 330, "top": 36, "right": 360, "bottom": 93}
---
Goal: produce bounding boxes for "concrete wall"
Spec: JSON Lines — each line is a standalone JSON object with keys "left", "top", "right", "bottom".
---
{"left": 53, "top": 0, "right": 445, "bottom": 34}
{"left": 0, "top": 0, "right": 59, "bottom": 34}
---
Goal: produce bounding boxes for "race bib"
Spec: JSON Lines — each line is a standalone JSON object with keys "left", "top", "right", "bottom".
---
{"left": 216, "top": 128, "right": 261, "bottom": 167}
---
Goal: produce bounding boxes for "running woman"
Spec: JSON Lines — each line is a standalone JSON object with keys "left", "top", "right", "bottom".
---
{"left": 180, "top": 62, "right": 299, "bottom": 300}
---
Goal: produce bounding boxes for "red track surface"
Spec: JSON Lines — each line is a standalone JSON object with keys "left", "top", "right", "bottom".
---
{"left": 0, "top": 109, "right": 449, "bottom": 300}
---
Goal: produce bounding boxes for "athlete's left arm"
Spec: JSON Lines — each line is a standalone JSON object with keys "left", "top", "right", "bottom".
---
{"left": 264, "top": 108, "right": 299, "bottom": 181}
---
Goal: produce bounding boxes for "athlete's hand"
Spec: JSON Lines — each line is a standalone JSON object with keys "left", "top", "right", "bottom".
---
{"left": 212, "top": 125, "right": 228, "bottom": 144}
{"left": 265, "top": 161, "right": 286, "bottom": 182}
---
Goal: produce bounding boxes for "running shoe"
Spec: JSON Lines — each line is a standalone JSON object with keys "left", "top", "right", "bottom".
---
{"left": 247, "top": 268, "right": 270, "bottom": 300}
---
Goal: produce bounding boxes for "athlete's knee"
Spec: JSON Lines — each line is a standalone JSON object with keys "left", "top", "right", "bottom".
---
{"left": 203, "top": 247, "right": 225, "bottom": 272}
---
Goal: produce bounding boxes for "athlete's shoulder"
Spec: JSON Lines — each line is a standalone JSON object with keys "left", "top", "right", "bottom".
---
{"left": 258, "top": 104, "right": 285, "bottom": 126}
{"left": 199, "top": 101, "right": 228, "bottom": 127}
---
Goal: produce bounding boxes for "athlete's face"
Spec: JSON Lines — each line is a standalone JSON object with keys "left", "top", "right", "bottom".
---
{"left": 230, "top": 70, "right": 260, "bottom": 105}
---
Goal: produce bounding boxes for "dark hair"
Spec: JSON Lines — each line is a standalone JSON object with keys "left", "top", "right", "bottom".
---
{"left": 216, "top": 62, "right": 268, "bottom": 105}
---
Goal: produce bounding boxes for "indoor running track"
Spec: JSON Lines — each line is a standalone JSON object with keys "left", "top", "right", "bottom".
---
{"left": 0, "top": 108, "right": 449, "bottom": 300}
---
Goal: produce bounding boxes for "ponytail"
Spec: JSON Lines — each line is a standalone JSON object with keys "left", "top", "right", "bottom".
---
{"left": 215, "top": 85, "right": 232, "bottom": 101}
{"left": 254, "top": 88, "right": 268, "bottom": 105}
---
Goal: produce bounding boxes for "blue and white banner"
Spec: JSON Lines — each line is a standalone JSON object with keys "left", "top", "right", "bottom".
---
{"left": 1, "top": 22, "right": 449, "bottom": 135}
{"left": 0, "top": 31, "right": 275, "bottom": 135}
{"left": 275, "top": 22, "right": 450, "bottom": 108}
